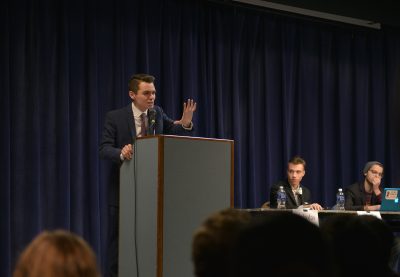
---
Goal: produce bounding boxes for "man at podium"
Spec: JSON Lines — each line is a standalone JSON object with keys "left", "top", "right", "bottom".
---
{"left": 99, "top": 73, "right": 196, "bottom": 277}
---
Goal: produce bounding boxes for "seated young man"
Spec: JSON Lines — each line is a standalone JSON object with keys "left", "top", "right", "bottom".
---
{"left": 345, "top": 161, "right": 383, "bottom": 211}
{"left": 269, "top": 156, "right": 323, "bottom": 210}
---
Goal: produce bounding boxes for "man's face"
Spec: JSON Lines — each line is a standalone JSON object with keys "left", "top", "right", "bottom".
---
{"left": 129, "top": 81, "right": 156, "bottom": 112}
{"left": 365, "top": 164, "right": 384, "bottom": 186}
{"left": 287, "top": 163, "right": 305, "bottom": 187}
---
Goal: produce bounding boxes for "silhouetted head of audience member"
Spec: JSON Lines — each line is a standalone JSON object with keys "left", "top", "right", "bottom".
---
{"left": 321, "top": 214, "right": 395, "bottom": 277}
{"left": 13, "top": 230, "right": 100, "bottom": 277}
{"left": 362, "top": 215, "right": 395, "bottom": 266}
{"left": 192, "top": 208, "right": 251, "bottom": 277}
{"left": 231, "top": 212, "right": 331, "bottom": 277}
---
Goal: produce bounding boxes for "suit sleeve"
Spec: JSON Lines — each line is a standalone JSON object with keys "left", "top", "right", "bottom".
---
{"left": 344, "top": 187, "right": 364, "bottom": 211}
{"left": 159, "top": 106, "right": 194, "bottom": 135}
{"left": 269, "top": 184, "right": 279, "bottom": 208}
{"left": 99, "top": 112, "right": 123, "bottom": 164}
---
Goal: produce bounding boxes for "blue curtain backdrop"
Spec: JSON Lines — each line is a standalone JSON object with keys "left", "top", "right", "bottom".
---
{"left": 1, "top": 0, "right": 400, "bottom": 275}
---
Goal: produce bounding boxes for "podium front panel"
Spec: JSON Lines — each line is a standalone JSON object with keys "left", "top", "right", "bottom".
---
{"left": 119, "top": 136, "right": 233, "bottom": 277}
{"left": 162, "top": 137, "right": 232, "bottom": 276}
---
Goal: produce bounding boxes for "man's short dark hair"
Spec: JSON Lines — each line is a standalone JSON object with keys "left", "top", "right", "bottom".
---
{"left": 128, "top": 73, "right": 155, "bottom": 92}
{"left": 288, "top": 156, "right": 306, "bottom": 170}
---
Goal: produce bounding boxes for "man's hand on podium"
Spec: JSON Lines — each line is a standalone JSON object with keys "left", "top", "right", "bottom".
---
{"left": 121, "top": 144, "right": 133, "bottom": 161}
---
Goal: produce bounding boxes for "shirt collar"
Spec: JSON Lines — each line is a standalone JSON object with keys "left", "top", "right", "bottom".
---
{"left": 132, "top": 102, "right": 148, "bottom": 118}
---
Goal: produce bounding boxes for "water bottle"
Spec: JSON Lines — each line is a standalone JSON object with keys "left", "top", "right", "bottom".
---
{"left": 277, "top": 186, "right": 287, "bottom": 209}
{"left": 336, "top": 188, "right": 345, "bottom": 210}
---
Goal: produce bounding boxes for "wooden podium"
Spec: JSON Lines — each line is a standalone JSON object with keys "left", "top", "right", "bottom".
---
{"left": 119, "top": 135, "right": 234, "bottom": 277}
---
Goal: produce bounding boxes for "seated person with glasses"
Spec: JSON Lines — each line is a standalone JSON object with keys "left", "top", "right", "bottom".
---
{"left": 344, "top": 161, "right": 383, "bottom": 211}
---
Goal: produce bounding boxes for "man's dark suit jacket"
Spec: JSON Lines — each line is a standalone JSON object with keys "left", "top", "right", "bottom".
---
{"left": 344, "top": 182, "right": 382, "bottom": 211}
{"left": 99, "top": 103, "right": 193, "bottom": 205}
{"left": 269, "top": 180, "right": 312, "bottom": 209}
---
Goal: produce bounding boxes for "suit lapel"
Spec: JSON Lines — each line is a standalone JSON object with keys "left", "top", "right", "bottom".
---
{"left": 284, "top": 185, "right": 297, "bottom": 207}
{"left": 300, "top": 187, "right": 308, "bottom": 205}
{"left": 288, "top": 190, "right": 297, "bottom": 206}
{"left": 125, "top": 104, "right": 136, "bottom": 139}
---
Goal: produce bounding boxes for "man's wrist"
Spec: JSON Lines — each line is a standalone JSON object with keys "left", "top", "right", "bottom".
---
{"left": 182, "top": 121, "right": 193, "bottom": 130}
{"left": 120, "top": 153, "right": 124, "bottom": 161}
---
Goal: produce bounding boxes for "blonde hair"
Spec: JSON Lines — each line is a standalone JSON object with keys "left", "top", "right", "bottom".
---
{"left": 13, "top": 230, "right": 100, "bottom": 277}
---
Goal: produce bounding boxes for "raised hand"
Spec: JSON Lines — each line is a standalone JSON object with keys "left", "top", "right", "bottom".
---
{"left": 176, "top": 99, "right": 197, "bottom": 127}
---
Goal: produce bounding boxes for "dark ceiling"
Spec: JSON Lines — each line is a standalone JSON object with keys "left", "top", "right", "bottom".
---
{"left": 213, "top": 0, "right": 400, "bottom": 29}
{"left": 263, "top": 0, "right": 399, "bottom": 28}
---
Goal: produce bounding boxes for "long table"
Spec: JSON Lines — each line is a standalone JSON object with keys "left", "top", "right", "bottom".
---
{"left": 243, "top": 209, "right": 400, "bottom": 232}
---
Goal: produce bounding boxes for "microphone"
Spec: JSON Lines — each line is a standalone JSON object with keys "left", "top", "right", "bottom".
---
{"left": 297, "top": 187, "right": 303, "bottom": 205}
{"left": 147, "top": 108, "right": 156, "bottom": 135}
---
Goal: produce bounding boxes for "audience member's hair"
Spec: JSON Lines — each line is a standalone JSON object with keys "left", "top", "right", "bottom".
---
{"left": 13, "top": 230, "right": 100, "bottom": 277}
{"left": 231, "top": 212, "right": 331, "bottom": 277}
{"left": 321, "top": 214, "right": 396, "bottom": 277}
{"left": 192, "top": 208, "right": 251, "bottom": 277}
{"left": 362, "top": 215, "right": 395, "bottom": 266}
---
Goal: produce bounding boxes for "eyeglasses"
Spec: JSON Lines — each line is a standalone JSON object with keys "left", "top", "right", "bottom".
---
{"left": 369, "top": 169, "right": 384, "bottom": 178}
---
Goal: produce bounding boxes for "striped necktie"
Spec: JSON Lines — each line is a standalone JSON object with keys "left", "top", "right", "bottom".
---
{"left": 140, "top": 113, "right": 147, "bottom": 137}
